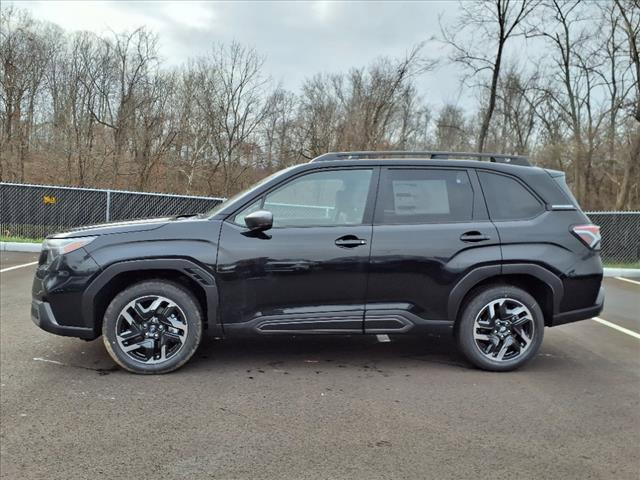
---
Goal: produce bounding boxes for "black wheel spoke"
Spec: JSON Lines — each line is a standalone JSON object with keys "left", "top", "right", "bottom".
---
{"left": 121, "top": 310, "right": 141, "bottom": 331}
{"left": 484, "top": 335, "right": 500, "bottom": 354}
{"left": 162, "top": 330, "right": 183, "bottom": 344}
{"left": 134, "top": 303, "right": 153, "bottom": 321}
{"left": 120, "top": 329, "right": 144, "bottom": 343}
{"left": 512, "top": 326, "right": 532, "bottom": 346}
{"left": 494, "top": 336, "right": 515, "bottom": 360}
{"left": 512, "top": 315, "right": 529, "bottom": 327}
{"left": 122, "top": 337, "right": 153, "bottom": 353}
{"left": 498, "top": 301, "right": 508, "bottom": 320}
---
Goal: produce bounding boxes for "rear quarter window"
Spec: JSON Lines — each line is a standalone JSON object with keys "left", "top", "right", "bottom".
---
{"left": 552, "top": 175, "right": 579, "bottom": 207}
{"left": 478, "top": 171, "right": 544, "bottom": 221}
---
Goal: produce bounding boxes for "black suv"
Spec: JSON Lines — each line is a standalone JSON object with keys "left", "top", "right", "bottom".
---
{"left": 32, "top": 151, "right": 604, "bottom": 374}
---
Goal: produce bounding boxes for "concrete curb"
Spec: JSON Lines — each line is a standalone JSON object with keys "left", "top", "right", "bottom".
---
{"left": 603, "top": 267, "right": 640, "bottom": 278}
{"left": 0, "top": 241, "right": 42, "bottom": 253}
{"left": 1, "top": 241, "right": 639, "bottom": 277}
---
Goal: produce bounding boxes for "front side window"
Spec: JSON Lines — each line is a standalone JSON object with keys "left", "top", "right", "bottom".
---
{"left": 376, "top": 168, "right": 474, "bottom": 224}
{"left": 235, "top": 169, "right": 373, "bottom": 228}
{"left": 233, "top": 199, "right": 261, "bottom": 226}
{"left": 478, "top": 171, "right": 544, "bottom": 221}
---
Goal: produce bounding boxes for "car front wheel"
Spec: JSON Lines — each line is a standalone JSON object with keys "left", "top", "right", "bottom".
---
{"left": 456, "top": 284, "right": 544, "bottom": 372}
{"left": 103, "top": 280, "right": 203, "bottom": 374}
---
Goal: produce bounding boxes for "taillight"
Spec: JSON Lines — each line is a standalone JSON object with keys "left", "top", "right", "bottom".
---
{"left": 571, "top": 225, "right": 601, "bottom": 249}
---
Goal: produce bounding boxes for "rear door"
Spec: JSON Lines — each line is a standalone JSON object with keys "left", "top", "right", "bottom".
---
{"left": 365, "top": 167, "right": 500, "bottom": 333}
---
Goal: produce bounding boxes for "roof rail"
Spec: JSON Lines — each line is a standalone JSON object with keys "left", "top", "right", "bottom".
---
{"left": 310, "top": 150, "right": 530, "bottom": 166}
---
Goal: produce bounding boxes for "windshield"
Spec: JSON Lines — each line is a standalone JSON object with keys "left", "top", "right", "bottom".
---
{"left": 204, "top": 166, "right": 297, "bottom": 217}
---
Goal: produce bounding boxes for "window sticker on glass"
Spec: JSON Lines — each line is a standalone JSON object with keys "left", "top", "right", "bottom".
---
{"left": 392, "top": 179, "right": 450, "bottom": 215}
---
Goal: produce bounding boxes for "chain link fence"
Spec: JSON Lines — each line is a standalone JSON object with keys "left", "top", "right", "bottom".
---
{"left": 1, "top": 182, "right": 638, "bottom": 265}
{"left": 0, "top": 182, "right": 223, "bottom": 239}
{"left": 586, "top": 211, "right": 640, "bottom": 265}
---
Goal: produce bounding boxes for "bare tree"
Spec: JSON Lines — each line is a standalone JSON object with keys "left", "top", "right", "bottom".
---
{"left": 612, "top": 0, "right": 640, "bottom": 209}
{"left": 194, "top": 42, "right": 270, "bottom": 195}
{"left": 297, "top": 73, "right": 341, "bottom": 158}
{"left": 297, "top": 44, "right": 432, "bottom": 157}
{"left": 81, "top": 27, "right": 159, "bottom": 186}
{"left": 131, "top": 72, "right": 177, "bottom": 191}
{"left": 442, "top": 0, "right": 539, "bottom": 152}
{"left": 0, "top": 7, "right": 52, "bottom": 181}
{"left": 434, "top": 104, "right": 471, "bottom": 151}
{"left": 261, "top": 87, "right": 299, "bottom": 168}
{"left": 529, "top": 1, "right": 605, "bottom": 204}
{"left": 172, "top": 64, "right": 210, "bottom": 194}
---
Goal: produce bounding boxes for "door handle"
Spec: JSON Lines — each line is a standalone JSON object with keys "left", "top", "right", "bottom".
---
{"left": 460, "top": 231, "right": 490, "bottom": 242}
{"left": 335, "top": 235, "right": 367, "bottom": 248}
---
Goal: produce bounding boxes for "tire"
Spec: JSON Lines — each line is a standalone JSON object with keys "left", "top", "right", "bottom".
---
{"left": 456, "top": 284, "right": 544, "bottom": 372}
{"left": 102, "top": 280, "right": 203, "bottom": 374}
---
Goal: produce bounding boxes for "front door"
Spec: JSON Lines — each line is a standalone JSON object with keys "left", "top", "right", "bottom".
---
{"left": 365, "top": 167, "right": 500, "bottom": 333}
{"left": 217, "top": 167, "right": 377, "bottom": 335}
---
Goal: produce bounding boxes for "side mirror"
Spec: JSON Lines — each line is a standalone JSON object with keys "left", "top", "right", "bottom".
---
{"left": 244, "top": 210, "right": 273, "bottom": 232}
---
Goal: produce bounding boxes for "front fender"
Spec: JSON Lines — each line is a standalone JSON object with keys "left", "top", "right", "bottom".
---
{"left": 81, "top": 258, "right": 220, "bottom": 336}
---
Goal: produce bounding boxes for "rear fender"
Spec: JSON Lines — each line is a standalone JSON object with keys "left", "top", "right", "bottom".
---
{"left": 447, "top": 263, "right": 563, "bottom": 321}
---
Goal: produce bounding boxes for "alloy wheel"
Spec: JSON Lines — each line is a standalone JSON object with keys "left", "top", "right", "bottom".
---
{"left": 115, "top": 295, "right": 189, "bottom": 365}
{"left": 473, "top": 297, "right": 535, "bottom": 362}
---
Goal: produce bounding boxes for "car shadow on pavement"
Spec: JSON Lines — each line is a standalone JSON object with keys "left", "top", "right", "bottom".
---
{"left": 187, "top": 333, "right": 471, "bottom": 371}
{"left": 40, "top": 332, "right": 474, "bottom": 375}
{"left": 40, "top": 331, "right": 575, "bottom": 376}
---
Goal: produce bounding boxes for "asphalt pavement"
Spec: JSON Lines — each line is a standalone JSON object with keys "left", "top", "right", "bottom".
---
{"left": 1, "top": 251, "right": 638, "bottom": 479}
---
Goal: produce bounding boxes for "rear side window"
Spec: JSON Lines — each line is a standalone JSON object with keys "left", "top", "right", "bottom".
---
{"left": 376, "top": 169, "right": 474, "bottom": 224}
{"left": 479, "top": 172, "right": 544, "bottom": 220}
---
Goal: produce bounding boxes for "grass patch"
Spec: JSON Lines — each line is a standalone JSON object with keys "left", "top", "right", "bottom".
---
{"left": 0, "top": 235, "right": 43, "bottom": 244}
{"left": 603, "top": 261, "right": 640, "bottom": 269}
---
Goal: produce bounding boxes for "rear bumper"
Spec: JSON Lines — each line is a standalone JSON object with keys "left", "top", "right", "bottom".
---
{"left": 31, "top": 299, "right": 98, "bottom": 340}
{"left": 550, "top": 286, "right": 604, "bottom": 327}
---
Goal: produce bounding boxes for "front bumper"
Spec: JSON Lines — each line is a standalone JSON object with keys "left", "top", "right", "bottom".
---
{"left": 31, "top": 246, "right": 101, "bottom": 339}
{"left": 550, "top": 286, "right": 604, "bottom": 327}
{"left": 31, "top": 299, "right": 98, "bottom": 340}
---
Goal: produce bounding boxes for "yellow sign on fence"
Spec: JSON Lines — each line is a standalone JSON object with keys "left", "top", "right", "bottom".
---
{"left": 43, "top": 195, "right": 57, "bottom": 205}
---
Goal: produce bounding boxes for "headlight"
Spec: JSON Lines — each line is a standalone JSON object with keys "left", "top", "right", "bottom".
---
{"left": 42, "top": 236, "right": 96, "bottom": 262}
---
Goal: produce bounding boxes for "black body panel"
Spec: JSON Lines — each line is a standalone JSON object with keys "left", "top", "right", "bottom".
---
{"left": 217, "top": 221, "right": 372, "bottom": 334}
{"left": 32, "top": 246, "right": 101, "bottom": 332}
{"left": 365, "top": 222, "right": 500, "bottom": 328}
{"left": 51, "top": 217, "right": 173, "bottom": 238}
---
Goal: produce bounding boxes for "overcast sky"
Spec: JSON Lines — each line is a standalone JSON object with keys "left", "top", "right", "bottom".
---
{"left": 11, "top": 1, "right": 472, "bottom": 108}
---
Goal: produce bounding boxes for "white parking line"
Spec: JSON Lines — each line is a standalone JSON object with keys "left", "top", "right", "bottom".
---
{"left": 0, "top": 261, "right": 38, "bottom": 273}
{"left": 614, "top": 276, "right": 640, "bottom": 286}
{"left": 33, "top": 357, "right": 65, "bottom": 366}
{"left": 593, "top": 317, "right": 640, "bottom": 340}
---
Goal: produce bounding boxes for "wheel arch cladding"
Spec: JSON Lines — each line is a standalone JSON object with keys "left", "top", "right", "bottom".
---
{"left": 82, "top": 259, "right": 220, "bottom": 336}
{"left": 448, "top": 265, "right": 562, "bottom": 326}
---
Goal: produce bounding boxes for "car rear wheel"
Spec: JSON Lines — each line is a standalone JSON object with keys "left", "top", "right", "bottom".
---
{"left": 456, "top": 284, "right": 544, "bottom": 372}
{"left": 103, "top": 280, "right": 203, "bottom": 374}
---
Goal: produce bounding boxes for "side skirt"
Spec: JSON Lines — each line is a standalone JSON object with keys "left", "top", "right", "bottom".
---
{"left": 224, "top": 311, "right": 363, "bottom": 336}
{"left": 365, "top": 309, "right": 453, "bottom": 335}
{"left": 223, "top": 309, "right": 454, "bottom": 336}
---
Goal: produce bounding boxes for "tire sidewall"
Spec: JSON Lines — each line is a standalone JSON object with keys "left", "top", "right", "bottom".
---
{"left": 102, "top": 281, "right": 203, "bottom": 374}
{"left": 457, "top": 284, "right": 544, "bottom": 372}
